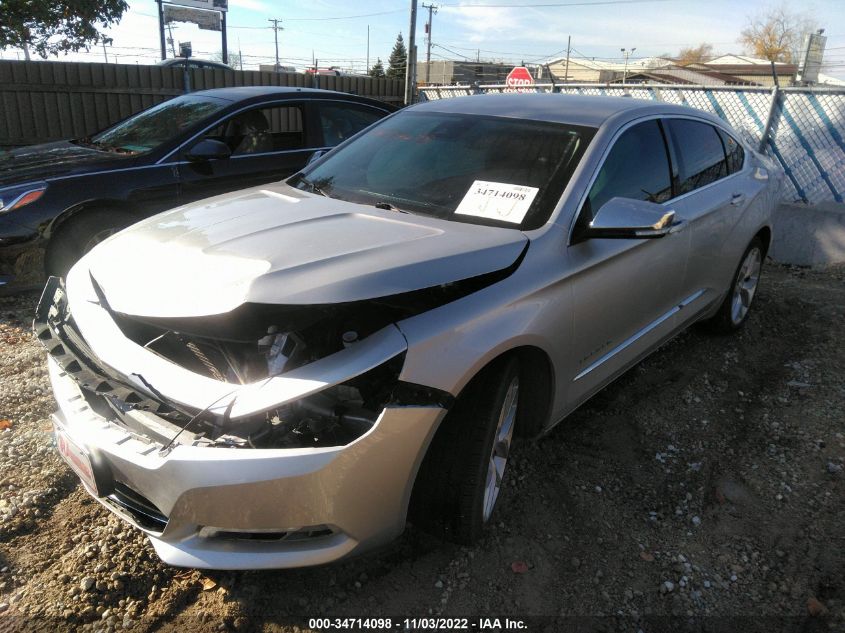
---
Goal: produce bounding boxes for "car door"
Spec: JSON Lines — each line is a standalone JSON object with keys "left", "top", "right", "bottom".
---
{"left": 178, "top": 101, "right": 318, "bottom": 204}
{"left": 663, "top": 119, "right": 759, "bottom": 315}
{"left": 566, "top": 118, "right": 692, "bottom": 403}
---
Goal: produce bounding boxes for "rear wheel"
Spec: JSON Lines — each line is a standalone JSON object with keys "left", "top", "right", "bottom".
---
{"left": 46, "top": 209, "right": 138, "bottom": 278}
{"left": 704, "top": 237, "right": 764, "bottom": 333}
{"left": 411, "top": 356, "right": 520, "bottom": 544}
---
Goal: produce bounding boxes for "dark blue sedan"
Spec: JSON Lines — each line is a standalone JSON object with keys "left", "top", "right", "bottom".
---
{"left": 0, "top": 86, "right": 394, "bottom": 290}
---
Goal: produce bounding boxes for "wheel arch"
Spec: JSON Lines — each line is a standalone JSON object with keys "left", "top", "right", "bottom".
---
{"left": 406, "top": 344, "right": 554, "bottom": 536}
{"left": 45, "top": 198, "right": 143, "bottom": 240}
{"left": 44, "top": 199, "right": 145, "bottom": 275}
{"left": 755, "top": 225, "right": 772, "bottom": 257}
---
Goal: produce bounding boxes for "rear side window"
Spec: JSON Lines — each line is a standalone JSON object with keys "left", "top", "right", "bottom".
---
{"left": 318, "top": 103, "right": 385, "bottom": 147}
{"left": 718, "top": 129, "right": 745, "bottom": 174}
{"left": 668, "top": 119, "right": 728, "bottom": 195}
{"left": 584, "top": 119, "right": 672, "bottom": 221}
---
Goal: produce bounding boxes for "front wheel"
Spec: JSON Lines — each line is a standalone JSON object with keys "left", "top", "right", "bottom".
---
{"left": 410, "top": 356, "right": 520, "bottom": 544}
{"left": 704, "top": 237, "right": 764, "bottom": 333}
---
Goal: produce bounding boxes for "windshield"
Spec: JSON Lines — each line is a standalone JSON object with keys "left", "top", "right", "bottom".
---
{"left": 87, "top": 95, "right": 229, "bottom": 154}
{"left": 290, "top": 110, "right": 594, "bottom": 230}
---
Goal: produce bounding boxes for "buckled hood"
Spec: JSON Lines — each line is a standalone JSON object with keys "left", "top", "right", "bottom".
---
{"left": 77, "top": 182, "right": 528, "bottom": 318}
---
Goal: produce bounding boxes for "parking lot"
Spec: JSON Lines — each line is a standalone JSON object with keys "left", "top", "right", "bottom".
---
{"left": 0, "top": 261, "right": 843, "bottom": 632}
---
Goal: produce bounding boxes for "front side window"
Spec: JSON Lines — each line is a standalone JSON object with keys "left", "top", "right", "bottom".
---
{"left": 290, "top": 111, "right": 594, "bottom": 230}
{"left": 668, "top": 119, "right": 728, "bottom": 195}
{"left": 318, "top": 103, "right": 385, "bottom": 147}
{"left": 583, "top": 119, "right": 673, "bottom": 224}
{"left": 88, "top": 95, "right": 229, "bottom": 154}
{"left": 199, "top": 105, "right": 305, "bottom": 156}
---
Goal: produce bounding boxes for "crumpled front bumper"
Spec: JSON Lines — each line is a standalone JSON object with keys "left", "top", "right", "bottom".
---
{"left": 37, "top": 270, "right": 447, "bottom": 569}
{"left": 48, "top": 356, "right": 445, "bottom": 569}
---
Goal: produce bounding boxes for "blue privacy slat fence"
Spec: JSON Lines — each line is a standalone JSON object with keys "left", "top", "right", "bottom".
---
{"left": 418, "top": 84, "right": 845, "bottom": 206}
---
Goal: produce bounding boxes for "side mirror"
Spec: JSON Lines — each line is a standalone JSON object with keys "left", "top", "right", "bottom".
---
{"left": 583, "top": 197, "right": 681, "bottom": 240}
{"left": 185, "top": 139, "right": 231, "bottom": 162}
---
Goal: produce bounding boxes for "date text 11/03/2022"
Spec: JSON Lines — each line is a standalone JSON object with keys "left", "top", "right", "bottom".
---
{"left": 308, "top": 617, "right": 528, "bottom": 630}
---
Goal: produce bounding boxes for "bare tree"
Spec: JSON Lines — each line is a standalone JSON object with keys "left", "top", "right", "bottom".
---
{"left": 677, "top": 43, "right": 714, "bottom": 65}
{"left": 739, "top": 5, "right": 816, "bottom": 62}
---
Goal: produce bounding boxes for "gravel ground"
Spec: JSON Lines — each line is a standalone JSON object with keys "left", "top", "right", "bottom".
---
{"left": 0, "top": 262, "right": 843, "bottom": 632}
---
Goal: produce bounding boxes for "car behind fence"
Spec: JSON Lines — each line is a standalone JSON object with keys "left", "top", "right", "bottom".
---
{"left": 419, "top": 83, "right": 845, "bottom": 206}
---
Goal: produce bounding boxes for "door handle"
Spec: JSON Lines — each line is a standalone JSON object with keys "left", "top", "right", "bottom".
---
{"left": 730, "top": 193, "right": 746, "bottom": 206}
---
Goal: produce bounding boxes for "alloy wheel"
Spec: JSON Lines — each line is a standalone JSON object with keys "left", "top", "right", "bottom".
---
{"left": 482, "top": 375, "right": 519, "bottom": 522}
{"left": 731, "top": 246, "right": 762, "bottom": 325}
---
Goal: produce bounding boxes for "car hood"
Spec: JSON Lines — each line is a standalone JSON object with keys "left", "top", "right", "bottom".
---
{"left": 0, "top": 141, "right": 136, "bottom": 186}
{"left": 79, "top": 182, "right": 528, "bottom": 318}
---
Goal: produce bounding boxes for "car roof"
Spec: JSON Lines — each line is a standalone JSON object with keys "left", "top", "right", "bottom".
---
{"left": 412, "top": 92, "right": 719, "bottom": 129}
{"left": 186, "top": 85, "right": 395, "bottom": 108}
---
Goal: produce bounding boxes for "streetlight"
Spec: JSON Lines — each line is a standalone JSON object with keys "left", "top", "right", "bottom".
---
{"left": 621, "top": 47, "right": 636, "bottom": 84}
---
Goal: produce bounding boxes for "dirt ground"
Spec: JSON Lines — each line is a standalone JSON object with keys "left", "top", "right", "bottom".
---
{"left": 0, "top": 262, "right": 843, "bottom": 633}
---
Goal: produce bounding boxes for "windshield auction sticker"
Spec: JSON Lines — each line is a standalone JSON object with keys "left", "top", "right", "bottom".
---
{"left": 454, "top": 181, "right": 539, "bottom": 224}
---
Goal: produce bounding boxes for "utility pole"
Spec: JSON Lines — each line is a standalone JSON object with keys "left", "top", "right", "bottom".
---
{"left": 102, "top": 41, "right": 108, "bottom": 63}
{"left": 405, "top": 0, "right": 418, "bottom": 105}
{"left": 238, "top": 37, "right": 244, "bottom": 71}
{"left": 221, "top": 11, "right": 228, "bottom": 64}
{"left": 269, "top": 18, "right": 283, "bottom": 71}
{"left": 564, "top": 35, "right": 571, "bottom": 83}
{"left": 366, "top": 25, "right": 370, "bottom": 74}
{"left": 156, "top": 0, "right": 166, "bottom": 60}
{"left": 620, "top": 46, "right": 635, "bottom": 84}
{"left": 422, "top": 3, "right": 437, "bottom": 84}
{"left": 166, "top": 22, "right": 177, "bottom": 57}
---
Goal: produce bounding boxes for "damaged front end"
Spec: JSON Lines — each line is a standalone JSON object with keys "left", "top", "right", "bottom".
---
{"left": 34, "top": 269, "right": 462, "bottom": 568}
{"left": 36, "top": 273, "right": 456, "bottom": 452}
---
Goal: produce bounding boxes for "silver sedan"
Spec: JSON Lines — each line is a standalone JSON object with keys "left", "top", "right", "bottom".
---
{"left": 35, "top": 93, "right": 781, "bottom": 569}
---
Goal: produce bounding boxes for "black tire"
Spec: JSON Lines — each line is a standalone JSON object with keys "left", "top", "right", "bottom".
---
{"left": 703, "top": 236, "right": 765, "bottom": 334}
{"left": 46, "top": 209, "right": 138, "bottom": 278}
{"left": 410, "top": 356, "right": 520, "bottom": 544}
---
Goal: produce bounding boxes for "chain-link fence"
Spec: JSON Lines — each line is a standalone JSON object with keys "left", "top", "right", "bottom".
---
{"left": 419, "top": 84, "right": 845, "bottom": 206}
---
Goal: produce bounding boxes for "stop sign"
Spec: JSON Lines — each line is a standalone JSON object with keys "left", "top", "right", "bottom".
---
{"left": 505, "top": 66, "right": 534, "bottom": 92}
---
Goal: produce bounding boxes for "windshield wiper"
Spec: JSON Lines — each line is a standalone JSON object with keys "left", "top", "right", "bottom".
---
{"left": 374, "top": 201, "right": 410, "bottom": 214}
{"left": 298, "top": 175, "right": 329, "bottom": 197}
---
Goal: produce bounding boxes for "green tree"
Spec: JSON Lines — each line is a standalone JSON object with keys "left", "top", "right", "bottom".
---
{"left": 369, "top": 57, "right": 385, "bottom": 78}
{"left": 0, "top": 0, "right": 128, "bottom": 59}
{"left": 386, "top": 33, "right": 407, "bottom": 79}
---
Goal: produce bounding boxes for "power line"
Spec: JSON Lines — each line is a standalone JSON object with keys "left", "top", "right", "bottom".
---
{"left": 440, "top": 0, "right": 678, "bottom": 7}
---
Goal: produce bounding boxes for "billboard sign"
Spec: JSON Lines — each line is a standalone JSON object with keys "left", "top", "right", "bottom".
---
{"left": 164, "top": 0, "right": 228, "bottom": 12}
{"left": 164, "top": 5, "right": 222, "bottom": 31}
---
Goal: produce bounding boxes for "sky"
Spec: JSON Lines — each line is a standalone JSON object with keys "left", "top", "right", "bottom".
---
{"left": 2, "top": 0, "right": 845, "bottom": 79}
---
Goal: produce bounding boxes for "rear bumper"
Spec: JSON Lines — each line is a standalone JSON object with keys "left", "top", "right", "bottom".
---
{"left": 48, "top": 356, "right": 445, "bottom": 569}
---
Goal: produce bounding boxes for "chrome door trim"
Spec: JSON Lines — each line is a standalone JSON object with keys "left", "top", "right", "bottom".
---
{"left": 573, "top": 288, "right": 705, "bottom": 382}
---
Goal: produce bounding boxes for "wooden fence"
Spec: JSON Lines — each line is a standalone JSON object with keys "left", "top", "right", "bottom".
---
{"left": 0, "top": 60, "right": 405, "bottom": 147}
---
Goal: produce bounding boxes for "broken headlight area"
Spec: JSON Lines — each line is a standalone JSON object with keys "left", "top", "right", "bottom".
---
{"left": 108, "top": 300, "right": 399, "bottom": 384}
{"left": 162, "top": 354, "right": 409, "bottom": 449}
